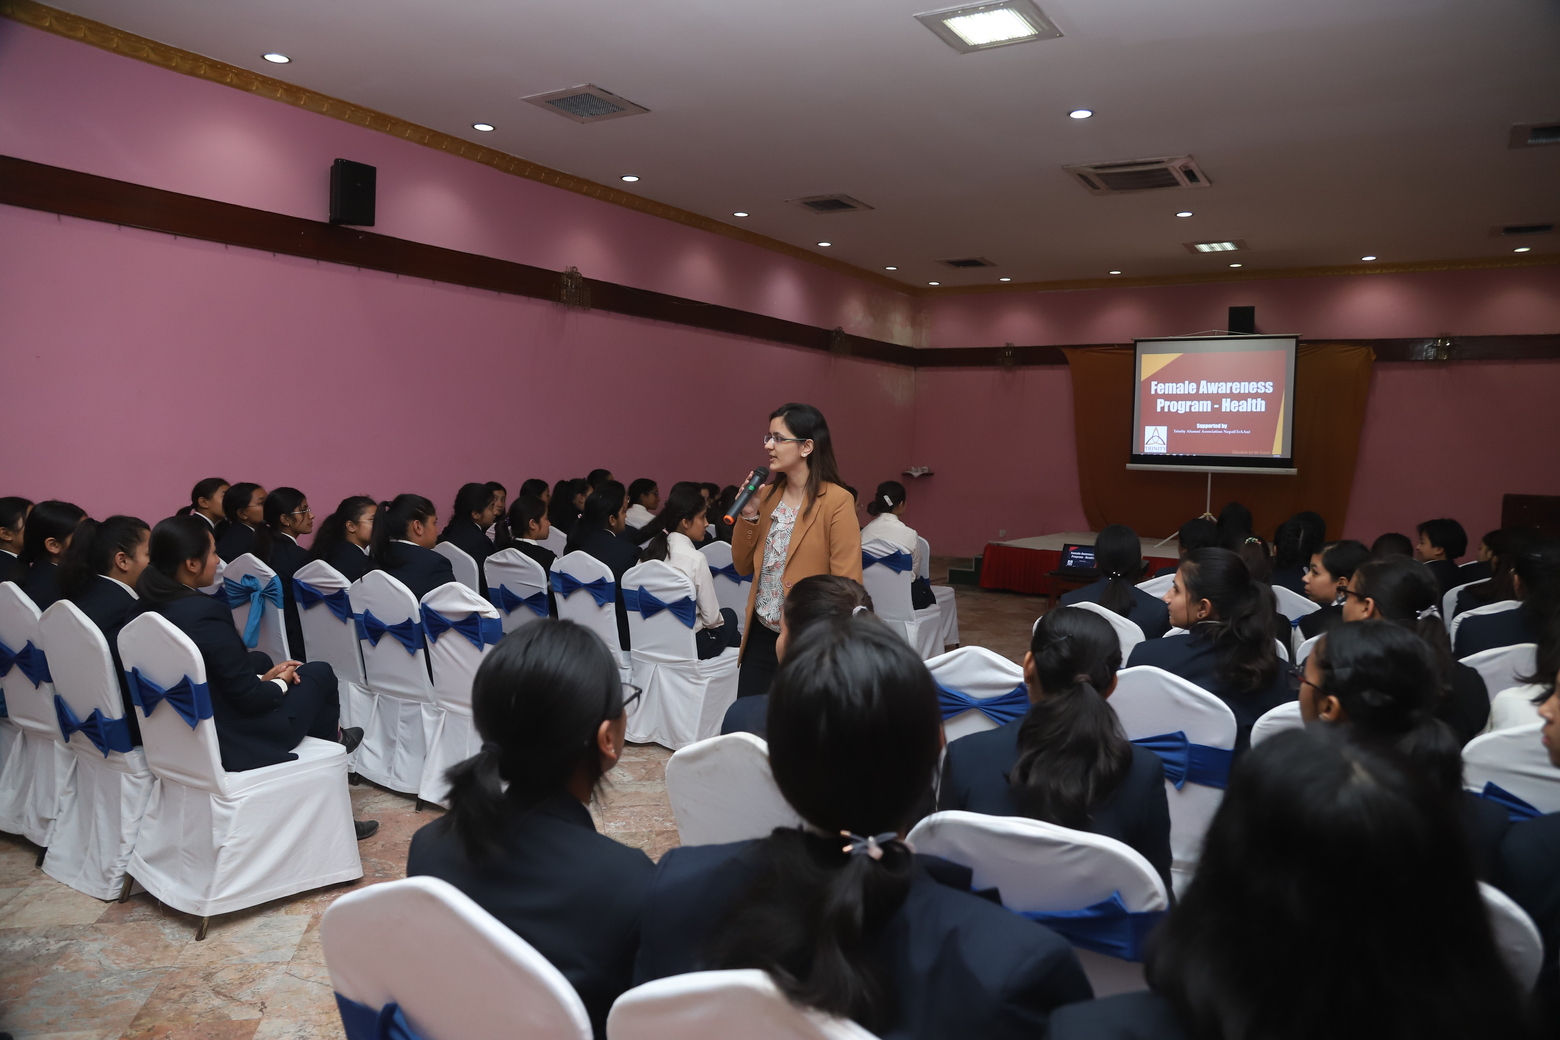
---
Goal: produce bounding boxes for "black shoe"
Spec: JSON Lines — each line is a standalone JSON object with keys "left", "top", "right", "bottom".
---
{"left": 355, "top": 819, "right": 379, "bottom": 841}
{"left": 339, "top": 727, "right": 364, "bottom": 755}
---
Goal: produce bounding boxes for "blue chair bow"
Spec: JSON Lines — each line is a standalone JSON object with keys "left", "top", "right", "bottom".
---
{"left": 551, "top": 571, "right": 616, "bottom": 607}
{"left": 489, "top": 584, "right": 549, "bottom": 618}
{"left": 335, "top": 994, "right": 427, "bottom": 1040}
{"left": 127, "top": 667, "right": 213, "bottom": 729}
{"left": 935, "top": 681, "right": 1030, "bottom": 725}
{"left": 623, "top": 587, "right": 698, "bottom": 628}
{"left": 54, "top": 695, "right": 135, "bottom": 756}
{"left": 295, "top": 579, "right": 354, "bottom": 623}
{"left": 0, "top": 638, "right": 52, "bottom": 686}
{"left": 863, "top": 549, "right": 914, "bottom": 574}
{"left": 1481, "top": 781, "right": 1543, "bottom": 822}
{"left": 708, "top": 562, "right": 753, "bottom": 584}
{"left": 356, "top": 610, "right": 424, "bottom": 654}
{"left": 1130, "top": 731, "right": 1233, "bottom": 790}
{"left": 1017, "top": 891, "right": 1166, "bottom": 962}
{"left": 224, "top": 573, "right": 285, "bottom": 648}
{"left": 422, "top": 607, "right": 504, "bottom": 649}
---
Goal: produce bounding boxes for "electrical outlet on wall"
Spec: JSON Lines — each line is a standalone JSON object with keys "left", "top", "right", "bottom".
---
{"left": 999, "top": 529, "right": 1006, "bottom": 537}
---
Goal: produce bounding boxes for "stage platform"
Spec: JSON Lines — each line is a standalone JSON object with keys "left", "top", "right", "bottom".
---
{"left": 979, "top": 531, "right": 1181, "bottom": 597}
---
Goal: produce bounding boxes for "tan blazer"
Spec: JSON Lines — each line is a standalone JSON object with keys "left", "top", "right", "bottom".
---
{"left": 731, "top": 481, "right": 863, "bottom": 653}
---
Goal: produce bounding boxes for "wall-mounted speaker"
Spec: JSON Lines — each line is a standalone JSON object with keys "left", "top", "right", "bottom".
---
{"left": 1228, "top": 305, "right": 1256, "bottom": 335}
{"left": 330, "top": 158, "right": 376, "bottom": 226}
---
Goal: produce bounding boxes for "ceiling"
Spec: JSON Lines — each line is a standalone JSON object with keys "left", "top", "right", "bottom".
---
{"left": 41, "top": 0, "right": 1560, "bottom": 289}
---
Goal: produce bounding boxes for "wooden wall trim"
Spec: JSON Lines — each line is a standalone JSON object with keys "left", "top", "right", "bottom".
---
{"left": 4, "top": 154, "right": 1558, "bottom": 368}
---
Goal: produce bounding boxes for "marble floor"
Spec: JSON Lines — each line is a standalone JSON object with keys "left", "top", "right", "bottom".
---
{"left": 0, "top": 562, "right": 1046, "bottom": 1039}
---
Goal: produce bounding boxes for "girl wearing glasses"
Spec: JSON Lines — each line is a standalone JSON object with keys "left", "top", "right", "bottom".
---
{"left": 254, "top": 487, "right": 313, "bottom": 660}
{"left": 308, "top": 495, "right": 377, "bottom": 583}
{"left": 731, "top": 403, "right": 862, "bottom": 698}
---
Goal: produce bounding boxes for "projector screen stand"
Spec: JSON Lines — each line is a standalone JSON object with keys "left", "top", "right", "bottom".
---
{"left": 1151, "top": 471, "right": 1250, "bottom": 548}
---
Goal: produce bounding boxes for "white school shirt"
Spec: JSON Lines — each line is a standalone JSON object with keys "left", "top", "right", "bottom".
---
{"left": 103, "top": 575, "right": 139, "bottom": 600}
{"left": 860, "top": 512, "right": 921, "bottom": 575}
{"left": 665, "top": 531, "right": 723, "bottom": 629}
{"left": 624, "top": 504, "right": 656, "bottom": 530}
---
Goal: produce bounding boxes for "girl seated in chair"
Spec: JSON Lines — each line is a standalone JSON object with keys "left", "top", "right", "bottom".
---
{"left": 308, "top": 495, "right": 377, "bottom": 583}
{"left": 861, "top": 480, "right": 937, "bottom": 611}
{"left": 254, "top": 486, "right": 313, "bottom": 660}
{"left": 15, "top": 499, "right": 87, "bottom": 609}
{"left": 215, "top": 482, "right": 266, "bottom": 562}
{"left": 638, "top": 483, "right": 740, "bottom": 660}
{"left": 1060, "top": 523, "right": 1170, "bottom": 638}
{"left": 439, "top": 482, "right": 505, "bottom": 586}
{"left": 369, "top": 494, "right": 455, "bottom": 601}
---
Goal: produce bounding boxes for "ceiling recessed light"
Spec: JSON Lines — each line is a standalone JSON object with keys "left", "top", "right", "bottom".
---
{"left": 885, "top": 266, "right": 898, "bottom": 271}
{"left": 1176, "top": 211, "right": 1194, "bottom": 218}
{"left": 1229, "top": 263, "right": 1242, "bottom": 268}
{"left": 1068, "top": 109, "right": 1093, "bottom": 120}
{"left": 1360, "top": 255, "right": 1377, "bottom": 261}
{"left": 817, "top": 241, "right": 832, "bottom": 248}
{"left": 1514, "top": 246, "right": 1532, "bottom": 253}
{"left": 732, "top": 211, "right": 749, "bottom": 217}
{"left": 927, "top": 281, "right": 941, "bottom": 286}
{"left": 916, "top": 0, "right": 1063, "bottom": 54}
{"left": 262, "top": 53, "right": 290, "bottom": 64}
{"left": 1190, "top": 241, "right": 1241, "bottom": 253}
{"left": 471, "top": 123, "right": 494, "bottom": 132}
{"left": 999, "top": 277, "right": 1012, "bottom": 282}
{"left": 620, "top": 175, "right": 640, "bottom": 183}
{"left": 1108, "top": 270, "right": 1122, "bottom": 275}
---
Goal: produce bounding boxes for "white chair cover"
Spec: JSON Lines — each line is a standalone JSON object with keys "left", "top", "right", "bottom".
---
{"left": 1462, "top": 644, "right": 1538, "bottom": 702}
{"left": 221, "top": 553, "right": 291, "bottom": 665}
{"left": 198, "top": 555, "right": 226, "bottom": 599}
{"left": 541, "top": 526, "right": 569, "bottom": 558}
{"left": 699, "top": 541, "right": 750, "bottom": 637}
{"left": 916, "top": 536, "right": 961, "bottom": 651}
{"left": 1110, "top": 666, "right": 1238, "bottom": 896}
{"left": 37, "top": 601, "right": 154, "bottom": 900}
{"left": 1293, "top": 633, "right": 1322, "bottom": 665}
{"left": 622, "top": 561, "right": 739, "bottom": 750}
{"left": 925, "top": 646, "right": 1028, "bottom": 743}
{"left": 1463, "top": 723, "right": 1560, "bottom": 817}
{"left": 0, "top": 582, "right": 75, "bottom": 848}
{"left": 1270, "top": 585, "right": 1320, "bottom": 620}
{"left": 433, "top": 540, "right": 481, "bottom": 593}
{"left": 1449, "top": 599, "right": 1521, "bottom": 644}
{"left": 1445, "top": 579, "right": 1488, "bottom": 621}
{"left": 118, "top": 612, "right": 360, "bottom": 918}
{"left": 485, "top": 549, "right": 551, "bottom": 635}
{"left": 552, "top": 551, "right": 631, "bottom": 682}
{"left": 860, "top": 537, "right": 941, "bottom": 660}
{"left": 292, "top": 559, "right": 371, "bottom": 733}
{"left": 349, "top": 570, "right": 435, "bottom": 794}
{"left": 323, "top": 875, "right": 593, "bottom": 1040}
{"left": 608, "top": 969, "right": 878, "bottom": 1040}
{"left": 1481, "top": 881, "right": 1545, "bottom": 991}
{"left": 417, "top": 582, "right": 501, "bottom": 809}
{"left": 1068, "top": 601, "right": 1146, "bottom": 659}
{"left": 665, "top": 732, "right": 803, "bottom": 846}
{"left": 1135, "top": 574, "right": 1174, "bottom": 599}
{"left": 1248, "top": 701, "right": 1304, "bottom": 747}
{"left": 907, "top": 810, "right": 1168, "bottom": 997}
{"left": 1489, "top": 685, "right": 1545, "bottom": 732}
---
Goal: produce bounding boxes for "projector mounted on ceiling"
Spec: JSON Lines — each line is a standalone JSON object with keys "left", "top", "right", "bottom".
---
{"left": 522, "top": 84, "right": 650, "bottom": 124}
{"left": 1063, "top": 156, "right": 1211, "bottom": 195}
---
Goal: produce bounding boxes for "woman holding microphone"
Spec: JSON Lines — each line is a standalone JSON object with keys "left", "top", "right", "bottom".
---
{"left": 732, "top": 403, "right": 862, "bottom": 698}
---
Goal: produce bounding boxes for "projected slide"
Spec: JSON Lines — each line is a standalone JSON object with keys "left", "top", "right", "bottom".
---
{"left": 1129, "top": 336, "right": 1297, "bottom": 472}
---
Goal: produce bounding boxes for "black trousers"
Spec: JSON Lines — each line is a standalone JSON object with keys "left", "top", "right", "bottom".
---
{"left": 282, "top": 660, "right": 342, "bottom": 748}
{"left": 736, "top": 619, "right": 780, "bottom": 699}
{"left": 695, "top": 608, "right": 742, "bottom": 660}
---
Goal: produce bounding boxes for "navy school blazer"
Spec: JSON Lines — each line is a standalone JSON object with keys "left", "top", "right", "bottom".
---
{"left": 379, "top": 541, "right": 457, "bottom": 602}
{"left": 66, "top": 575, "right": 144, "bottom": 742}
{"left": 1124, "top": 628, "right": 1293, "bottom": 752}
{"left": 266, "top": 534, "right": 311, "bottom": 661}
{"left": 1059, "top": 579, "right": 1172, "bottom": 639}
{"left": 323, "top": 541, "right": 374, "bottom": 584}
{"left": 215, "top": 522, "right": 257, "bottom": 564}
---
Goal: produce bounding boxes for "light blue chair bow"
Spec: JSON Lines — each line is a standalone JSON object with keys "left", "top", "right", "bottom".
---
{"left": 0, "top": 638, "right": 52, "bottom": 687}
{"left": 224, "top": 573, "right": 285, "bottom": 648}
{"left": 422, "top": 607, "right": 504, "bottom": 649}
{"left": 1017, "top": 891, "right": 1166, "bottom": 962}
{"left": 935, "top": 681, "right": 1030, "bottom": 725}
{"left": 551, "top": 571, "right": 616, "bottom": 607}
{"left": 356, "top": 610, "right": 424, "bottom": 654}
{"left": 295, "top": 579, "right": 354, "bottom": 624}
{"left": 489, "top": 584, "right": 549, "bottom": 618}
{"left": 1480, "top": 781, "right": 1543, "bottom": 822}
{"left": 708, "top": 562, "right": 753, "bottom": 584}
{"left": 334, "top": 994, "right": 426, "bottom": 1040}
{"left": 127, "top": 667, "right": 213, "bottom": 729}
{"left": 54, "top": 694, "right": 135, "bottom": 756}
{"left": 862, "top": 548, "right": 914, "bottom": 574}
{"left": 623, "top": 587, "right": 698, "bottom": 628}
{"left": 1129, "top": 731, "right": 1233, "bottom": 790}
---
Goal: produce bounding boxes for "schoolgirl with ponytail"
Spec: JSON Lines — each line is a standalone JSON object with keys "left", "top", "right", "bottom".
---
{"left": 308, "top": 495, "right": 377, "bottom": 582}
{"left": 1059, "top": 523, "right": 1171, "bottom": 638}
{"left": 636, "top": 617, "right": 1091, "bottom": 1038}
{"left": 16, "top": 499, "right": 87, "bottom": 609}
{"left": 565, "top": 481, "right": 639, "bottom": 650}
{"left": 369, "top": 494, "right": 454, "bottom": 600}
{"left": 60, "top": 515, "right": 151, "bottom": 734}
{"left": 214, "top": 482, "right": 266, "bottom": 562}
{"left": 253, "top": 487, "right": 313, "bottom": 659}
{"left": 941, "top": 605, "right": 1172, "bottom": 889}
{"left": 1128, "top": 546, "right": 1290, "bottom": 749}
{"left": 407, "top": 619, "right": 652, "bottom": 1039}
{"left": 177, "top": 477, "right": 229, "bottom": 537}
{"left": 637, "top": 483, "right": 741, "bottom": 660}
{"left": 860, "top": 480, "right": 937, "bottom": 611}
{"left": 438, "top": 483, "right": 504, "bottom": 589}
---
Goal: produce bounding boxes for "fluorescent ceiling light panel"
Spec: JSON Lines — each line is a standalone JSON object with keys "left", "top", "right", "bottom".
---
{"left": 1184, "top": 240, "right": 1249, "bottom": 254}
{"left": 916, "top": 0, "right": 1062, "bottom": 54}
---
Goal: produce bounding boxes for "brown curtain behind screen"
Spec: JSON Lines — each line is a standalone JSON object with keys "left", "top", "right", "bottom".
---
{"left": 1063, "top": 343, "right": 1374, "bottom": 541}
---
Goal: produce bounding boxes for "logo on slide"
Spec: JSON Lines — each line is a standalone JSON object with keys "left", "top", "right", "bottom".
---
{"left": 1143, "top": 426, "right": 1168, "bottom": 453}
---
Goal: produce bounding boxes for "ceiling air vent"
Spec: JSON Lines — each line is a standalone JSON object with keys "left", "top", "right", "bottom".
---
{"left": 1063, "top": 155, "right": 1211, "bottom": 195}
{"left": 789, "top": 194, "right": 875, "bottom": 214}
{"left": 1491, "top": 223, "right": 1555, "bottom": 237}
{"left": 1509, "top": 122, "right": 1560, "bottom": 148}
{"left": 522, "top": 84, "right": 649, "bottom": 124}
{"left": 937, "top": 256, "right": 996, "bottom": 268}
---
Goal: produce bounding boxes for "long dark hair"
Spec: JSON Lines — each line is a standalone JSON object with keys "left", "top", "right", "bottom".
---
{"left": 309, "top": 495, "right": 377, "bottom": 564}
{"left": 1216, "top": 501, "right": 1254, "bottom": 551}
{"left": 1468, "top": 529, "right": 1527, "bottom": 608}
{"left": 1180, "top": 547, "right": 1279, "bottom": 694}
{"left": 1093, "top": 523, "right": 1144, "bottom": 617}
{"left": 1515, "top": 538, "right": 1560, "bottom": 694}
{"left": 507, "top": 496, "right": 548, "bottom": 541}
{"left": 548, "top": 479, "right": 586, "bottom": 534}
{"left": 1009, "top": 607, "right": 1132, "bottom": 828}
{"left": 17, "top": 500, "right": 87, "bottom": 576}
{"left": 1353, "top": 557, "right": 1457, "bottom": 685}
{"left": 221, "top": 482, "right": 263, "bottom": 529}
{"left": 137, "top": 515, "right": 216, "bottom": 605}
{"left": 439, "top": 619, "right": 623, "bottom": 861}
{"left": 448, "top": 483, "right": 498, "bottom": 530}
{"left": 1147, "top": 728, "right": 1531, "bottom": 1040}
{"left": 58, "top": 515, "right": 150, "bottom": 599}
{"left": 638, "top": 484, "right": 708, "bottom": 562}
{"left": 369, "top": 494, "right": 437, "bottom": 566}
{"left": 519, "top": 478, "right": 549, "bottom": 500}
{"left": 762, "top": 403, "right": 846, "bottom": 519}
{"left": 176, "top": 477, "right": 228, "bottom": 518}
{"left": 253, "top": 486, "right": 306, "bottom": 564}
{"left": 565, "top": 481, "right": 626, "bottom": 555}
{"left": 784, "top": 574, "right": 873, "bottom": 634}
{"left": 1274, "top": 511, "right": 1326, "bottom": 569}
{"left": 708, "top": 618, "right": 941, "bottom": 1032}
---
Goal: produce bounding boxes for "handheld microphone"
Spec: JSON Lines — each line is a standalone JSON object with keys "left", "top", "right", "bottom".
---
{"left": 723, "top": 467, "right": 771, "bottom": 525}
